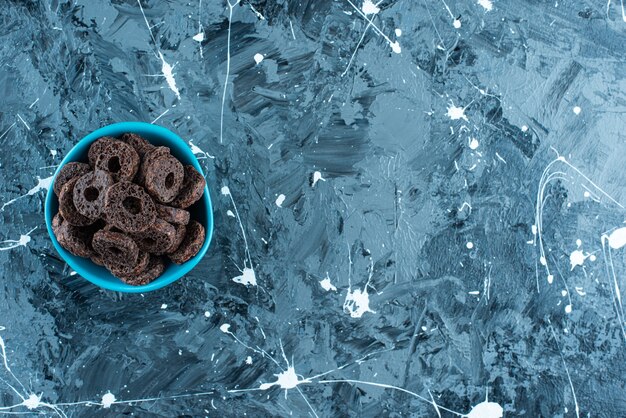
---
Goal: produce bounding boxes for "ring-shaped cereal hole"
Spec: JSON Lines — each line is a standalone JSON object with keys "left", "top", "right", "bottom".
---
{"left": 122, "top": 196, "right": 142, "bottom": 215}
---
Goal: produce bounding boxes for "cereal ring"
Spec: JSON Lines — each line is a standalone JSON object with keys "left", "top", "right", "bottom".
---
{"left": 118, "top": 255, "right": 164, "bottom": 285}
{"left": 168, "top": 220, "right": 205, "bottom": 264}
{"left": 136, "top": 146, "right": 170, "bottom": 186}
{"left": 105, "top": 251, "right": 150, "bottom": 278}
{"left": 92, "top": 230, "right": 139, "bottom": 266}
{"left": 55, "top": 219, "right": 105, "bottom": 258}
{"left": 52, "top": 213, "right": 64, "bottom": 235}
{"left": 94, "top": 140, "right": 140, "bottom": 181}
{"left": 167, "top": 223, "right": 186, "bottom": 253}
{"left": 53, "top": 162, "right": 91, "bottom": 197}
{"left": 58, "top": 177, "right": 95, "bottom": 226}
{"left": 121, "top": 133, "right": 154, "bottom": 158}
{"left": 130, "top": 218, "right": 176, "bottom": 254}
{"left": 88, "top": 137, "right": 117, "bottom": 167}
{"left": 156, "top": 203, "right": 190, "bottom": 225}
{"left": 103, "top": 181, "right": 156, "bottom": 233}
{"left": 144, "top": 155, "right": 184, "bottom": 203}
{"left": 170, "top": 165, "right": 205, "bottom": 209}
{"left": 72, "top": 170, "right": 113, "bottom": 219}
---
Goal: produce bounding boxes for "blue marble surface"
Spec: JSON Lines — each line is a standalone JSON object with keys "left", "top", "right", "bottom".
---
{"left": 1, "top": 0, "right": 625, "bottom": 416}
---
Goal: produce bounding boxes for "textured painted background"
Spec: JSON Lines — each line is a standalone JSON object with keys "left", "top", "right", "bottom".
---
{"left": 1, "top": 0, "right": 625, "bottom": 416}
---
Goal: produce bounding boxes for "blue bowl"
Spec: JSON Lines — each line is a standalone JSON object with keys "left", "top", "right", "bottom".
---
{"left": 44, "top": 122, "right": 214, "bottom": 293}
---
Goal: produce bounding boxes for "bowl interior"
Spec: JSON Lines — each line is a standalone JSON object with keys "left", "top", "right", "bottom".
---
{"left": 44, "top": 122, "right": 213, "bottom": 293}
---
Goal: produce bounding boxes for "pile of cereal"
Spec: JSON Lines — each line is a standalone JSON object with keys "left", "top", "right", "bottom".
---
{"left": 52, "top": 133, "right": 206, "bottom": 285}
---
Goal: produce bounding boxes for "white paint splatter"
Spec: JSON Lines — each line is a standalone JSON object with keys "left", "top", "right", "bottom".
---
{"left": 521, "top": 125, "right": 528, "bottom": 132}
{"left": 260, "top": 365, "right": 306, "bottom": 390}
{"left": 160, "top": 304, "right": 168, "bottom": 310}
{"left": 575, "top": 287, "right": 586, "bottom": 296}
{"left": 150, "top": 109, "right": 170, "bottom": 125}
{"left": 253, "top": 53, "right": 264, "bottom": 64}
{"left": 275, "top": 194, "right": 286, "bottom": 207}
{"left": 547, "top": 274, "right": 554, "bottom": 284}
{"left": 1, "top": 175, "right": 54, "bottom": 211}
{"left": 312, "top": 171, "right": 325, "bottom": 187}
{"left": 453, "top": 18, "right": 461, "bottom": 28}
{"left": 221, "top": 186, "right": 231, "bottom": 196}
{"left": 220, "top": 324, "right": 231, "bottom": 333}
{"left": 158, "top": 51, "right": 181, "bottom": 100}
{"left": 245, "top": 356, "right": 253, "bottom": 365}
{"left": 319, "top": 274, "right": 337, "bottom": 292}
{"left": 569, "top": 250, "right": 586, "bottom": 270}
{"left": 101, "top": 392, "right": 116, "bottom": 409}
{"left": 466, "top": 400, "right": 503, "bottom": 418}
{"left": 219, "top": 0, "right": 242, "bottom": 143}
{"left": 573, "top": 106, "right": 581, "bottom": 115}
{"left": 469, "top": 137, "right": 479, "bottom": 150}
{"left": 446, "top": 102, "right": 469, "bottom": 121}
{"left": 17, "top": 114, "right": 30, "bottom": 131}
{"left": 204, "top": 311, "right": 211, "bottom": 317}
{"left": 0, "top": 227, "right": 36, "bottom": 252}
{"left": 344, "top": 287, "right": 374, "bottom": 318}
{"left": 188, "top": 139, "right": 215, "bottom": 159}
{"left": 232, "top": 267, "right": 257, "bottom": 286}
{"left": 50, "top": 149, "right": 57, "bottom": 157}
{"left": 565, "top": 304, "right": 573, "bottom": 314}
{"left": 23, "top": 393, "right": 41, "bottom": 410}
{"left": 607, "top": 227, "right": 626, "bottom": 249}
{"left": 347, "top": 0, "right": 401, "bottom": 54}
{"left": 193, "top": 32, "right": 204, "bottom": 42}
{"left": 477, "top": 0, "right": 494, "bottom": 11}
{"left": 226, "top": 210, "right": 235, "bottom": 217}
{"left": 344, "top": 259, "right": 375, "bottom": 318}
{"left": 466, "top": 242, "right": 474, "bottom": 249}
{"left": 361, "top": 0, "right": 380, "bottom": 14}
{"left": 395, "top": 28, "right": 402, "bottom": 36}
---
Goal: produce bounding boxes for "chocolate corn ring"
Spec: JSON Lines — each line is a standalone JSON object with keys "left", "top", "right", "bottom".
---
{"left": 118, "top": 255, "right": 164, "bottom": 286}
{"left": 170, "top": 165, "right": 205, "bottom": 209}
{"left": 103, "top": 181, "right": 156, "bottom": 233}
{"left": 144, "top": 155, "right": 184, "bottom": 204}
{"left": 72, "top": 170, "right": 113, "bottom": 219}
{"left": 120, "top": 133, "right": 154, "bottom": 158}
{"left": 155, "top": 203, "right": 190, "bottom": 225}
{"left": 88, "top": 137, "right": 117, "bottom": 167}
{"left": 58, "top": 177, "right": 95, "bottom": 227}
{"left": 92, "top": 230, "right": 139, "bottom": 266}
{"left": 53, "top": 162, "right": 91, "bottom": 197}
{"left": 130, "top": 218, "right": 176, "bottom": 254}
{"left": 168, "top": 220, "right": 205, "bottom": 264}
{"left": 94, "top": 140, "right": 140, "bottom": 181}
{"left": 106, "top": 251, "right": 150, "bottom": 278}
{"left": 167, "top": 223, "right": 186, "bottom": 254}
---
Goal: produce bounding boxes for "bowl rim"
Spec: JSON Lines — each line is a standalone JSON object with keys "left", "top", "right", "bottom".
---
{"left": 44, "top": 121, "right": 214, "bottom": 293}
